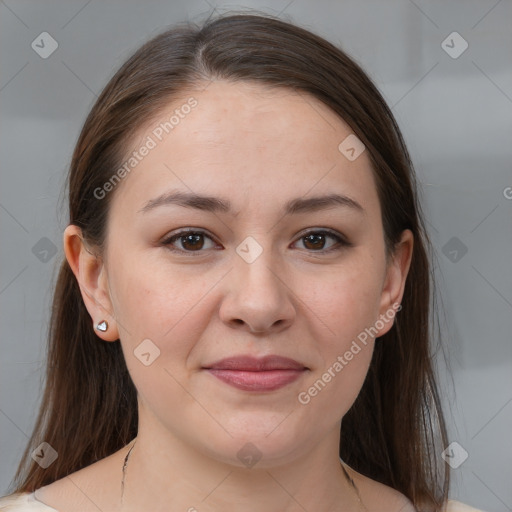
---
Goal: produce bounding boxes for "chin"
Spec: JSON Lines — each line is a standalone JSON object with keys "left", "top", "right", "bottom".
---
{"left": 194, "top": 413, "right": 318, "bottom": 469}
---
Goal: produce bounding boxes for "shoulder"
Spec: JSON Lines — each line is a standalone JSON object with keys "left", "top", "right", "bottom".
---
{"left": 28, "top": 444, "right": 130, "bottom": 512}
{"left": 444, "top": 500, "right": 486, "bottom": 512}
{"left": 345, "top": 466, "right": 415, "bottom": 512}
{"left": 0, "top": 492, "right": 58, "bottom": 511}
{"left": 346, "top": 465, "right": 486, "bottom": 512}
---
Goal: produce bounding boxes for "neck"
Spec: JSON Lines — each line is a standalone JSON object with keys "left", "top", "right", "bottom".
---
{"left": 120, "top": 428, "right": 364, "bottom": 512}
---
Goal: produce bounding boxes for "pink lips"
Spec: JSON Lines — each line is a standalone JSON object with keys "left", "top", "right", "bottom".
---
{"left": 204, "top": 355, "right": 307, "bottom": 392}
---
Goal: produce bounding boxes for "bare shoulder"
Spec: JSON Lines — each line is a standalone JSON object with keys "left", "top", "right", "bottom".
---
{"left": 35, "top": 446, "right": 128, "bottom": 512}
{"left": 347, "top": 466, "right": 416, "bottom": 512}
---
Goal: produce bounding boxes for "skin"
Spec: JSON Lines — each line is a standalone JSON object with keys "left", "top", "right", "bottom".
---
{"left": 37, "top": 80, "right": 414, "bottom": 511}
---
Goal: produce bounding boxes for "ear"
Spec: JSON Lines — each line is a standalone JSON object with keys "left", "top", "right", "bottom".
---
{"left": 63, "top": 224, "right": 119, "bottom": 342}
{"left": 375, "top": 229, "right": 414, "bottom": 337}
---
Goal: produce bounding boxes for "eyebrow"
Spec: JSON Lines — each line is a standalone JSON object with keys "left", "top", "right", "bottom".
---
{"left": 139, "top": 190, "right": 364, "bottom": 216}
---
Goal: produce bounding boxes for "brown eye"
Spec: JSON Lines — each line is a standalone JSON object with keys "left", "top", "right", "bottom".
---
{"left": 180, "top": 233, "right": 205, "bottom": 251}
{"left": 294, "top": 230, "right": 350, "bottom": 253}
{"left": 303, "top": 233, "right": 328, "bottom": 250}
{"left": 163, "top": 229, "right": 218, "bottom": 253}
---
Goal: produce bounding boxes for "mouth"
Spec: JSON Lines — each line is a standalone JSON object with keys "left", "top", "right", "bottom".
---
{"left": 203, "top": 355, "right": 308, "bottom": 392}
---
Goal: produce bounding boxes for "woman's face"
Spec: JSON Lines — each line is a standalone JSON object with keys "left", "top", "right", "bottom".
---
{"left": 69, "top": 80, "right": 412, "bottom": 467}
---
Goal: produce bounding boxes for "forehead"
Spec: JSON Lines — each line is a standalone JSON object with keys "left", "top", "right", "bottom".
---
{"left": 110, "top": 80, "right": 379, "bottom": 219}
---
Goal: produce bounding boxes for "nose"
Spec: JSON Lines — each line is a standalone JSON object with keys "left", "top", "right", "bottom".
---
{"left": 218, "top": 248, "right": 296, "bottom": 335}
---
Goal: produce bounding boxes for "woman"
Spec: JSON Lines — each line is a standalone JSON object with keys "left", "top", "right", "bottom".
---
{"left": 0, "top": 12, "right": 483, "bottom": 512}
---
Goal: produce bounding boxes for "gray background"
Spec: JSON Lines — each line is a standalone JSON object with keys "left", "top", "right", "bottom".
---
{"left": 1, "top": 1, "right": 511, "bottom": 510}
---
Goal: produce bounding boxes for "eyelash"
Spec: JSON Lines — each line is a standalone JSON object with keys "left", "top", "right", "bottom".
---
{"left": 161, "top": 228, "right": 352, "bottom": 256}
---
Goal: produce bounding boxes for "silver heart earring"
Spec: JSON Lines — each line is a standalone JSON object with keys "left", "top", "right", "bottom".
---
{"left": 96, "top": 320, "right": 108, "bottom": 332}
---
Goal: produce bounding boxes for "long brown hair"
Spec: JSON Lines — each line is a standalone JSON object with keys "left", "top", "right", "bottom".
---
{"left": 10, "top": 11, "right": 449, "bottom": 510}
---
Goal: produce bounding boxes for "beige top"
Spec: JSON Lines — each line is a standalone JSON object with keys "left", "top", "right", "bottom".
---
{"left": 0, "top": 492, "right": 486, "bottom": 511}
{"left": 0, "top": 493, "right": 55, "bottom": 511}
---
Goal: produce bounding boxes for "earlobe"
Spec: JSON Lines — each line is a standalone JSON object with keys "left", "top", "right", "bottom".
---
{"left": 376, "top": 229, "right": 414, "bottom": 337}
{"left": 63, "top": 225, "right": 119, "bottom": 342}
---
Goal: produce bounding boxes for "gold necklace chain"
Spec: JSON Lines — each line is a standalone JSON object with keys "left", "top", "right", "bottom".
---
{"left": 120, "top": 438, "right": 136, "bottom": 507}
{"left": 120, "top": 439, "right": 367, "bottom": 511}
{"left": 340, "top": 460, "right": 369, "bottom": 512}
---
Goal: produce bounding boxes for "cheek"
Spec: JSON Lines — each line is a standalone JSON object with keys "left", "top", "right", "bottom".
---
{"left": 303, "top": 260, "right": 385, "bottom": 349}
{"left": 108, "top": 259, "right": 218, "bottom": 395}
{"left": 297, "top": 273, "right": 377, "bottom": 421}
{"left": 110, "top": 265, "right": 212, "bottom": 421}
{"left": 298, "top": 340, "right": 374, "bottom": 433}
{"left": 110, "top": 254, "right": 214, "bottom": 340}
{"left": 293, "top": 259, "right": 383, "bottom": 416}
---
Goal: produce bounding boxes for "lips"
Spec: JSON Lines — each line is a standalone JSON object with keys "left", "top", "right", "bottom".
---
{"left": 203, "top": 355, "right": 307, "bottom": 392}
